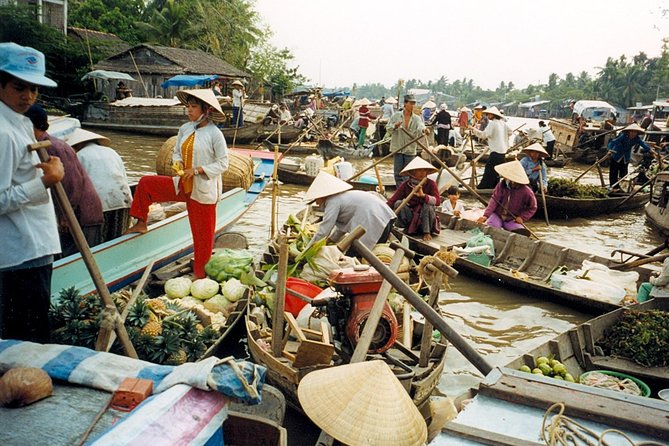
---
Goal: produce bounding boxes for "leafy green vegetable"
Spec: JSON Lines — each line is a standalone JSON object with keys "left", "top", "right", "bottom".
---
{"left": 547, "top": 178, "right": 609, "bottom": 199}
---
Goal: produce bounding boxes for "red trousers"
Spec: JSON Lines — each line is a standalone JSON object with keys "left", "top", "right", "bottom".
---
{"left": 130, "top": 175, "right": 216, "bottom": 278}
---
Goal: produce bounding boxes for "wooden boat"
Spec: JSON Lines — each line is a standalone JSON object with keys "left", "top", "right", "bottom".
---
{"left": 431, "top": 299, "right": 669, "bottom": 445}
{"left": 245, "top": 210, "right": 448, "bottom": 417}
{"left": 276, "top": 163, "right": 396, "bottom": 192}
{"left": 51, "top": 149, "right": 278, "bottom": 302}
{"left": 645, "top": 170, "right": 669, "bottom": 236}
{"left": 398, "top": 212, "right": 657, "bottom": 315}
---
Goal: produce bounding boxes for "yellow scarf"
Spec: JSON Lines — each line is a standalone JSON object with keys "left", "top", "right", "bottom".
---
{"left": 181, "top": 132, "right": 196, "bottom": 194}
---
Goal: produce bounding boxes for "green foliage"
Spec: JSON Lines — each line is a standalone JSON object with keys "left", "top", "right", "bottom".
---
{"left": 598, "top": 309, "right": 669, "bottom": 367}
{"left": 547, "top": 178, "right": 609, "bottom": 199}
{"left": 69, "top": 0, "right": 145, "bottom": 44}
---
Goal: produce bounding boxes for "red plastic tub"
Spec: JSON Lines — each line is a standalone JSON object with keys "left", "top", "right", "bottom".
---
{"left": 285, "top": 277, "right": 323, "bottom": 316}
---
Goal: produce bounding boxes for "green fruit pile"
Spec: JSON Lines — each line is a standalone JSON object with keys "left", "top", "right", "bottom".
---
{"left": 518, "top": 356, "right": 577, "bottom": 382}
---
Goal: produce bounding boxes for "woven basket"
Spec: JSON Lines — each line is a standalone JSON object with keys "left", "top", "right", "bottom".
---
{"left": 155, "top": 136, "right": 254, "bottom": 192}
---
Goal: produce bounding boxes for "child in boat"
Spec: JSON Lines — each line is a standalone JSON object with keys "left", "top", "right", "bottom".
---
{"left": 519, "top": 142, "right": 548, "bottom": 193}
{"left": 386, "top": 157, "right": 441, "bottom": 241}
{"left": 442, "top": 186, "right": 465, "bottom": 217}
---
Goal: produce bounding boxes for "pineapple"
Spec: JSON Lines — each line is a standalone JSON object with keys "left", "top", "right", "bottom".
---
{"left": 145, "top": 298, "right": 168, "bottom": 315}
{"left": 127, "top": 299, "right": 151, "bottom": 327}
{"left": 141, "top": 320, "right": 163, "bottom": 337}
{"left": 168, "top": 350, "right": 188, "bottom": 365}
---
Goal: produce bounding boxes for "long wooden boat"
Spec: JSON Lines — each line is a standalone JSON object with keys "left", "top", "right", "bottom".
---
{"left": 275, "top": 164, "right": 396, "bottom": 192}
{"left": 51, "top": 149, "right": 278, "bottom": 302}
{"left": 399, "top": 212, "right": 657, "bottom": 315}
{"left": 431, "top": 299, "right": 669, "bottom": 445}
{"left": 645, "top": 170, "right": 669, "bottom": 236}
{"left": 245, "top": 209, "right": 448, "bottom": 417}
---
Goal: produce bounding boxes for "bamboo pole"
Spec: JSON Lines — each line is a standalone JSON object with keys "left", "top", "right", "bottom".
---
{"left": 538, "top": 162, "right": 550, "bottom": 226}
{"left": 271, "top": 236, "right": 288, "bottom": 357}
{"left": 573, "top": 152, "right": 611, "bottom": 182}
{"left": 345, "top": 134, "right": 424, "bottom": 183}
{"left": 393, "top": 177, "right": 428, "bottom": 215}
{"left": 128, "top": 51, "right": 149, "bottom": 97}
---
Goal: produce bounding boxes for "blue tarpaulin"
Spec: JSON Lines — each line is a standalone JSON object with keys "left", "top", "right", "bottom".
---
{"left": 161, "top": 74, "right": 219, "bottom": 88}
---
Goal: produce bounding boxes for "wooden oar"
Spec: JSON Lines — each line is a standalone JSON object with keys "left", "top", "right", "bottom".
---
{"left": 28, "top": 141, "right": 137, "bottom": 358}
{"left": 610, "top": 173, "right": 657, "bottom": 212}
{"left": 538, "top": 161, "right": 550, "bottom": 226}
{"left": 402, "top": 128, "right": 541, "bottom": 239}
{"left": 271, "top": 235, "right": 288, "bottom": 356}
{"left": 573, "top": 152, "right": 611, "bottom": 182}
{"left": 610, "top": 253, "right": 669, "bottom": 270}
{"left": 394, "top": 177, "right": 428, "bottom": 215}
{"left": 345, "top": 133, "right": 424, "bottom": 183}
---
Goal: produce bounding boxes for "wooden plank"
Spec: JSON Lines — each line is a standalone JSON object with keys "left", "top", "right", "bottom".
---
{"left": 479, "top": 368, "right": 669, "bottom": 438}
{"left": 582, "top": 323, "right": 595, "bottom": 355}
{"left": 568, "top": 328, "right": 585, "bottom": 368}
{"left": 442, "top": 422, "right": 544, "bottom": 446}
{"left": 589, "top": 356, "right": 669, "bottom": 382}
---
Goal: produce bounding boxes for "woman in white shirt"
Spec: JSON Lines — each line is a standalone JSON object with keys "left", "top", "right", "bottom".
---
{"left": 470, "top": 106, "right": 512, "bottom": 189}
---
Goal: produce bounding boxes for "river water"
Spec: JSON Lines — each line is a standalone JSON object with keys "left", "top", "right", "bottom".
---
{"left": 106, "top": 128, "right": 662, "bottom": 439}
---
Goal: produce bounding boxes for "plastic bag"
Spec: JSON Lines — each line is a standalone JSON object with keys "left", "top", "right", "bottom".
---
{"left": 299, "top": 245, "right": 360, "bottom": 283}
{"left": 549, "top": 260, "right": 638, "bottom": 304}
{"left": 465, "top": 229, "right": 495, "bottom": 256}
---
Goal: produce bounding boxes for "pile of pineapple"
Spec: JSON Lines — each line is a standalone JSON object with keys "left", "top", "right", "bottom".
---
{"left": 50, "top": 287, "right": 221, "bottom": 365}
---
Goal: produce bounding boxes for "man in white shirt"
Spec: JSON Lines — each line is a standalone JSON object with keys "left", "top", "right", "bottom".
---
{"left": 0, "top": 43, "right": 63, "bottom": 342}
{"left": 231, "top": 79, "right": 244, "bottom": 127}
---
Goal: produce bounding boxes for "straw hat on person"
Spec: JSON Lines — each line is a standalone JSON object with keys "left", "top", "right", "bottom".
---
{"left": 521, "top": 142, "right": 549, "bottom": 157}
{"left": 483, "top": 106, "right": 504, "bottom": 119}
{"left": 67, "top": 128, "right": 111, "bottom": 147}
{"left": 460, "top": 106, "right": 471, "bottom": 113}
{"left": 623, "top": 123, "right": 645, "bottom": 134}
{"left": 231, "top": 79, "right": 244, "bottom": 88}
{"left": 304, "top": 171, "right": 353, "bottom": 203}
{"left": 297, "top": 361, "right": 427, "bottom": 446}
{"left": 400, "top": 157, "right": 438, "bottom": 176}
{"left": 385, "top": 97, "right": 398, "bottom": 104}
{"left": 175, "top": 88, "right": 226, "bottom": 123}
{"left": 495, "top": 160, "right": 529, "bottom": 184}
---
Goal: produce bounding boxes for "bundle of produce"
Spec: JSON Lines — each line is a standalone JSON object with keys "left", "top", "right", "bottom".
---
{"left": 579, "top": 371, "right": 643, "bottom": 396}
{"left": 547, "top": 178, "right": 608, "bottom": 199}
{"left": 205, "top": 248, "right": 255, "bottom": 282}
{"left": 597, "top": 309, "right": 669, "bottom": 367}
{"left": 518, "top": 355, "right": 577, "bottom": 382}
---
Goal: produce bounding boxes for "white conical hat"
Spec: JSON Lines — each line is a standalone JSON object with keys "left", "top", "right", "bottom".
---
{"left": 297, "top": 361, "right": 427, "bottom": 446}
{"left": 422, "top": 100, "right": 436, "bottom": 109}
{"left": 495, "top": 160, "right": 529, "bottom": 184}
{"left": 67, "top": 128, "right": 111, "bottom": 147}
{"left": 231, "top": 79, "right": 244, "bottom": 87}
{"left": 521, "top": 142, "right": 549, "bottom": 157}
{"left": 484, "top": 106, "right": 504, "bottom": 118}
{"left": 304, "top": 171, "right": 353, "bottom": 203}
{"left": 175, "top": 88, "right": 226, "bottom": 122}
{"left": 623, "top": 123, "right": 645, "bottom": 133}
{"left": 385, "top": 97, "right": 398, "bottom": 104}
{"left": 353, "top": 97, "right": 371, "bottom": 107}
{"left": 400, "top": 157, "right": 439, "bottom": 176}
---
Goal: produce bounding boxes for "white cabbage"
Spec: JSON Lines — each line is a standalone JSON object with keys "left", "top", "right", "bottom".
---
{"left": 203, "top": 294, "right": 233, "bottom": 314}
{"left": 190, "top": 278, "right": 220, "bottom": 300}
{"left": 165, "top": 277, "right": 192, "bottom": 298}
{"left": 221, "top": 278, "right": 247, "bottom": 302}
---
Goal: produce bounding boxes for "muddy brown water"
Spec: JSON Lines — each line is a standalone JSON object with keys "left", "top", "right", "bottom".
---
{"left": 106, "top": 129, "right": 662, "bottom": 444}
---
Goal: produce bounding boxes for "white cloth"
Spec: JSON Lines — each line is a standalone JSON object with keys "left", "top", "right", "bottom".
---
{"left": 77, "top": 142, "right": 132, "bottom": 212}
{"left": 381, "top": 103, "right": 395, "bottom": 120}
{"left": 232, "top": 88, "right": 243, "bottom": 107}
{"left": 542, "top": 127, "right": 556, "bottom": 143}
{"left": 311, "top": 190, "right": 395, "bottom": 249}
{"left": 0, "top": 101, "right": 60, "bottom": 269}
{"left": 472, "top": 119, "right": 512, "bottom": 154}
{"left": 442, "top": 200, "right": 465, "bottom": 215}
{"left": 172, "top": 121, "right": 229, "bottom": 204}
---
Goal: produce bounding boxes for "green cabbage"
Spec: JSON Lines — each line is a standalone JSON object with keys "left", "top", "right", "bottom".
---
{"left": 221, "top": 278, "right": 247, "bottom": 302}
{"left": 165, "top": 277, "right": 192, "bottom": 298}
{"left": 205, "top": 249, "right": 254, "bottom": 281}
{"left": 203, "top": 294, "right": 233, "bottom": 314}
{"left": 190, "top": 278, "right": 220, "bottom": 300}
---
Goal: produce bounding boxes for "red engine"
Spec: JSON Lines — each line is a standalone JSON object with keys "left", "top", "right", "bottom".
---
{"left": 328, "top": 267, "right": 398, "bottom": 354}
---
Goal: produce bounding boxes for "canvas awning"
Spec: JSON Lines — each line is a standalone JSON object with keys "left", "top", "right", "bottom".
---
{"left": 81, "top": 70, "right": 137, "bottom": 81}
{"left": 160, "top": 74, "right": 219, "bottom": 88}
{"left": 519, "top": 100, "right": 550, "bottom": 108}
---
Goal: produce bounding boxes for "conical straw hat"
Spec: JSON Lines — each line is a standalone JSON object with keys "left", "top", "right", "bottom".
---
{"left": 175, "top": 88, "right": 226, "bottom": 123}
{"left": 495, "top": 160, "right": 529, "bottom": 184}
{"left": 297, "top": 361, "right": 427, "bottom": 446}
{"left": 483, "top": 106, "right": 504, "bottom": 119}
{"left": 521, "top": 142, "right": 549, "bottom": 157}
{"left": 400, "top": 156, "right": 438, "bottom": 176}
{"left": 384, "top": 97, "right": 398, "bottom": 104}
{"left": 304, "top": 171, "right": 353, "bottom": 203}
{"left": 623, "top": 123, "right": 645, "bottom": 133}
{"left": 66, "top": 128, "right": 111, "bottom": 147}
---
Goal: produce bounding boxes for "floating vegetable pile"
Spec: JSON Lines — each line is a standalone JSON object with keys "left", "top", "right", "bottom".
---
{"left": 518, "top": 355, "right": 577, "bottom": 382}
{"left": 547, "top": 178, "right": 609, "bottom": 199}
{"left": 597, "top": 309, "right": 669, "bottom": 367}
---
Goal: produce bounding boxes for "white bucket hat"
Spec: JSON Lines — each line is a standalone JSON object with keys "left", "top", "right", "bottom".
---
{"left": 521, "top": 142, "right": 549, "bottom": 157}
{"left": 297, "top": 361, "right": 427, "bottom": 446}
{"left": 400, "top": 157, "right": 438, "bottom": 176}
{"left": 0, "top": 42, "right": 57, "bottom": 87}
{"left": 304, "top": 171, "right": 353, "bottom": 203}
{"left": 495, "top": 160, "right": 529, "bottom": 184}
{"left": 176, "top": 88, "right": 226, "bottom": 123}
{"left": 67, "top": 128, "right": 111, "bottom": 147}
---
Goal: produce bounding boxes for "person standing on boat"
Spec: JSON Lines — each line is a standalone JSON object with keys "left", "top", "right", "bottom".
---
{"left": 469, "top": 106, "right": 512, "bottom": 189}
{"left": 538, "top": 120, "right": 556, "bottom": 158}
{"left": 458, "top": 107, "right": 470, "bottom": 137}
{"left": 477, "top": 160, "right": 537, "bottom": 231}
{"left": 432, "top": 103, "right": 452, "bottom": 146}
{"left": 387, "top": 94, "right": 428, "bottom": 186}
{"left": 25, "top": 105, "right": 104, "bottom": 256}
{"left": 386, "top": 157, "right": 441, "bottom": 241}
{"left": 126, "top": 89, "right": 228, "bottom": 278}
{"left": 0, "top": 42, "right": 63, "bottom": 343}
{"left": 304, "top": 172, "right": 396, "bottom": 251}
{"left": 607, "top": 123, "right": 653, "bottom": 189}
{"left": 357, "top": 103, "right": 371, "bottom": 147}
{"left": 230, "top": 79, "right": 244, "bottom": 128}
{"left": 378, "top": 97, "right": 396, "bottom": 141}
{"left": 519, "top": 143, "right": 548, "bottom": 193}
{"left": 69, "top": 129, "right": 132, "bottom": 242}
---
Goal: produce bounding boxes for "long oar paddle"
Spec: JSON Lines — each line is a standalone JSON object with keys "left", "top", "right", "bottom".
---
{"left": 573, "top": 152, "right": 611, "bottom": 182}
{"left": 538, "top": 161, "right": 550, "bottom": 226}
{"left": 28, "top": 141, "right": 137, "bottom": 358}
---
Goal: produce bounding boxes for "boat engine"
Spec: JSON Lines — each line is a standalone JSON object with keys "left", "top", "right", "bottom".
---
{"left": 324, "top": 267, "right": 398, "bottom": 354}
